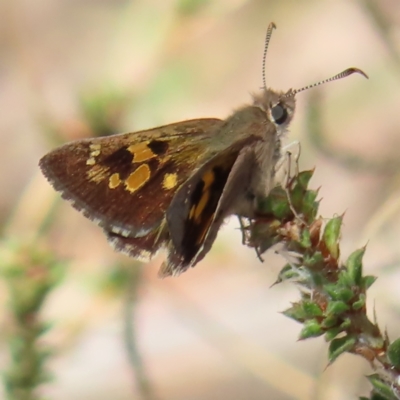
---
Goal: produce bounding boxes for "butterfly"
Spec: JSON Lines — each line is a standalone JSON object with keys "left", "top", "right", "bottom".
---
{"left": 39, "top": 22, "right": 367, "bottom": 276}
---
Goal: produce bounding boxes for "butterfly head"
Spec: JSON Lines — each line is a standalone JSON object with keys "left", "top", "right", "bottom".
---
{"left": 253, "top": 89, "right": 296, "bottom": 135}
{"left": 258, "top": 23, "right": 368, "bottom": 135}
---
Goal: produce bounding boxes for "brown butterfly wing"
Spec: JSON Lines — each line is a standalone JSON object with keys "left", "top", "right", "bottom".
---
{"left": 39, "top": 119, "right": 223, "bottom": 238}
{"left": 106, "top": 220, "right": 169, "bottom": 262}
{"left": 160, "top": 136, "right": 261, "bottom": 276}
{"left": 159, "top": 106, "right": 278, "bottom": 276}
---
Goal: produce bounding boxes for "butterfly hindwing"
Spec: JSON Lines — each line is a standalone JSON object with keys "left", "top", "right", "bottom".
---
{"left": 162, "top": 135, "right": 262, "bottom": 275}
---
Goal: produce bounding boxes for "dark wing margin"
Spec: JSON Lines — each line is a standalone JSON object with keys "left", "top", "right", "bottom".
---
{"left": 106, "top": 220, "right": 169, "bottom": 262}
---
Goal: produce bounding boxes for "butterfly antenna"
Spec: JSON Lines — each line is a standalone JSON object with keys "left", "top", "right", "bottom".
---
{"left": 288, "top": 67, "right": 368, "bottom": 96}
{"left": 262, "top": 22, "right": 277, "bottom": 91}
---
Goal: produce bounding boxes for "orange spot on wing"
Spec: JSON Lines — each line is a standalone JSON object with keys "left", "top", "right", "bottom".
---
{"left": 193, "top": 169, "right": 215, "bottom": 222}
{"left": 194, "top": 190, "right": 210, "bottom": 221}
{"left": 202, "top": 169, "right": 215, "bottom": 188}
{"left": 128, "top": 143, "right": 156, "bottom": 163}
{"left": 125, "top": 164, "right": 151, "bottom": 193}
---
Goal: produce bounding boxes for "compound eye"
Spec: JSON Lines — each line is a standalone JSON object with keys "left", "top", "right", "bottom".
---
{"left": 271, "top": 103, "right": 288, "bottom": 125}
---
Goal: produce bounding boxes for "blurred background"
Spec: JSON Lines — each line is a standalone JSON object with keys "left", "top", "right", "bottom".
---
{"left": 1, "top": 0, "right": 400, "bottom": 399}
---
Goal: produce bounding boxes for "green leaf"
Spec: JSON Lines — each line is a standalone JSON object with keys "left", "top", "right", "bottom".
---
{"left": 321, "top": 315, "right": 338, "bottom": 329}
{"left": 324, "top": 284, "right": 353, "bottom": 302}
{"left": 324, "top": 284, "right": 340, "bottom": 300}
{"left": 303, "top": 252, "right": 324, "bottom": 269}
{"left": 352, "top": 294, "right": 366, "bottom": 310}
{"left": 328, "top": 335, "right": 356, "bottom": 363}
{"left": 282, "top": 303, "right": 305, "bottom": 323}
{"left": 256, "top": 188, "right": 286, "bottom": 216}
{"left": 325, "top": 326, "right": 343, "bottom": 342}
{"left": 323, "top": 216, "right": 342, "bottom": 259}
{"left": 346, "top": 247, "right": 365, "bottom": 285}
{"left": 270, "top": 196, "right": 292, "bottom": 219}
{"left": 363, "top": 275, "right": 377, "bottom": 290}
{"left": 340, "top": 318, "right": 351, "bottom": 329}
{"left": 300, "top": 228, "right": 312, "bottom": 248}
{"left": 302, "top": 301, "right": 323, "bottom": 318}
{"left": 326, "top": 300, "right": 350, "bottom": 316}
{"left": 371, "top": 394, "right": 396, "bottom": 400}
{"left": 299, "top": 320, "right": 324, "bottom": 339}
{"left": 367, "top": 374, "right": 398, "bottom": 400}
{"left": 337, "top": 269, "right": 356, "bottom": 288}
{"left": 302, "top": 190, "right": 319, "bottom": 221}
{"left": 297, "top": 170, "right": 314, "bottom": 190}
{"left": 276, "top": 264, "right": 301, "bottom": 283}
{"left": 388, "top": 338, "right": 400, "bottom": 368}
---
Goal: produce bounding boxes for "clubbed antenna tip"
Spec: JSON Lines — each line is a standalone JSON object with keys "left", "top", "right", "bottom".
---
{"left": 288, "top": 67, "right": 368, "bottom": 96}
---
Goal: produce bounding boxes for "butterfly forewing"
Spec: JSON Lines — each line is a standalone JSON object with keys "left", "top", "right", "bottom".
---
{"left": 39, "top": 119, "right": 223, "bottom": 238}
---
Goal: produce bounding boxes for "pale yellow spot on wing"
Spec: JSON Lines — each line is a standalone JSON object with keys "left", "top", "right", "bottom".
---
{"left": 88, "top": 143, "right": 101, "bottom": 164}
{"left": 128, "top": 142, "right": 156, "bottom": 163}
{"left": 163, "top": 173, "right": 178, "bottom": 190}
{"left": 125, "top": 164, "right": 150, "bottom": 193}
{"left": 87, "top": 165, "right": 109, "bottom": 183}
{"left": 109, "top": 173, "right": 121, "bottom": 189}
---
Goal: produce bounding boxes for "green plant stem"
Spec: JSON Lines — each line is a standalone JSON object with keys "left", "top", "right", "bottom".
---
{"left": 247, "top": 168, "right": 400, "bottom": 399}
